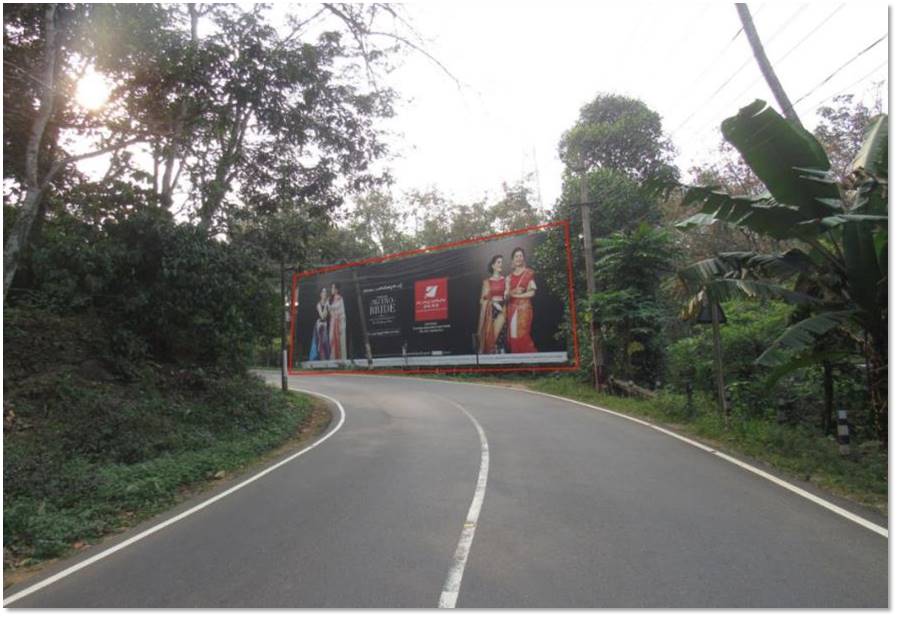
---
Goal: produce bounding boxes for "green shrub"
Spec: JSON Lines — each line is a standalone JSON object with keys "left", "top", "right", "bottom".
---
{"left": 18, "top": 208, "right": 278, "bottom": 372}
{"left": 4, "top": 359, "right": 312, "bottom": 564}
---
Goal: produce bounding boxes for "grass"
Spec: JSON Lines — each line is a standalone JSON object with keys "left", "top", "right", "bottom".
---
{"left": 3, "top": 308, "right": 323, "bottom": 573}
{"left": 527, "top": 376, "right": 887, "bottom": 514}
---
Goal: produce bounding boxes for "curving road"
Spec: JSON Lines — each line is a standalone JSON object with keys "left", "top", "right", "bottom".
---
{"left": 5, "top": 373, "right": 888, "bottom": 608}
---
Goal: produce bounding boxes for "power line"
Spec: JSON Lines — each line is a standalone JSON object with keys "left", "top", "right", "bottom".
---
{"left": 785, "top": 32, "right": 888, "bottom": 113}
{"left": 801, "top": 59, "right": 888, "bottom": 112}
{"left": 776, "top": 4, "right": 844, "bottom": 64}
{"left": 684, "top": 4, "right": 846, "bottom": 145}
{"left": 707, "top": 36, "right": 888, "bottom": 168}
{"left": 713, "top": 3, "right": 845, "bottom": 114}
{"left": 667, "top": 2, "right": 771, "bottom": 116}
{"left": 669, "top": 4, "right": 808, "bottom": 137}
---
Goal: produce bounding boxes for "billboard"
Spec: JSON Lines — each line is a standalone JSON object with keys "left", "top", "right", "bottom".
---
{"left": 288, "top": 221, "right": 579, "bottom": 374}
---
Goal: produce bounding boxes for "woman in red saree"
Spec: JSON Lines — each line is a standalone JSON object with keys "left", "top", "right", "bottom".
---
{"left": 507, "top": 247, "right": 537, "bottom": 353}
{"left": 477, "top": 255, "right": 507, "bottom": 354}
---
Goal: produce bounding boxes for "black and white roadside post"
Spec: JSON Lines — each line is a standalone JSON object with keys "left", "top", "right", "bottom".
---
{"left": 837, "top": 409, "right": 850, "bottom": 456}
{"left": 577, "top": 158, "right": 603, "bottom": 391}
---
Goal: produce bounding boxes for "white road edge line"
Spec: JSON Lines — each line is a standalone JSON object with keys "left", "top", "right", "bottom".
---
{"left": 438, "top": 399, "right": 490, "bottom": 609}
{"left": 3, "top": 386, "right": 347, "bottom": 607}
{"left": 523, "top": 389, "right": 888, "bottom": 539}
{"left": 338, "top": 373, "right": 888, "bottom": 539}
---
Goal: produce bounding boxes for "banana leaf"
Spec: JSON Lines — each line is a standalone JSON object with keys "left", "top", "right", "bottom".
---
{"left": 755, "top": 310, "right": 856, "bottom": 366}
{"left": 721, "top": 100, "right": 840, "bottom": 219}
{"left": 680, "top": 278, "right": 819, "bottom": 320}
{"left": 761, "top": 349, "right": 852, "bottom": 388}
{"left": 851, "top": 114, "right": 888, "bottom": 179}
{"left": 675, "top": 185, "right": 830, "bottom": 240}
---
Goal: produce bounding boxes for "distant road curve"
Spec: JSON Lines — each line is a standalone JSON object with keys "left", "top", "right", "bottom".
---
{"left": 5, "top": 373, "right": 887, "bottom": 608}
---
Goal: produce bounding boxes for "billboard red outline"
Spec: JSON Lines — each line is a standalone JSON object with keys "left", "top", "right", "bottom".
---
{"left": 288, "top": 220, "right": 580, "bottom": 375}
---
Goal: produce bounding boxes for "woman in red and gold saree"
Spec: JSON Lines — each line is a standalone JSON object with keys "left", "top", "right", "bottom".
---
{"left": 477, "top": 255, "right": 508, "bottom": 354}
{"left": 506, "top": 247, "right": 537, "bottom": 354}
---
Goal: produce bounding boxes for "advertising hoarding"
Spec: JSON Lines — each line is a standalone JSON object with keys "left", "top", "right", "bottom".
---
{"left": 289, "top": 221, "right": 579, "bottom": 374}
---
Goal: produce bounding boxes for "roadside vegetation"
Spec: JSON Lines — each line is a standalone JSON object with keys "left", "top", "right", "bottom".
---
{"left": 3, "top": 304, "right": 317, "bottom": 571}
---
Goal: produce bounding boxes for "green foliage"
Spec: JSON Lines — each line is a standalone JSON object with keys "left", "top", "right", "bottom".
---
{"left": 20, "top": 207, "right": 276, "bottom": 370}
{"left": 670, "top": 103, "right": 888, "bottom": 442}
{"left": 815, "top": 94, "right": 883, "bottom": 182}
{"left": 544, "top": 93, "right": 679, "bottom": 385}
{"left": 3, "top": 317, "right": 313, "bottom": 564}
{"left": 558, "top": 93, "right": 678, "bottom": 183}
{"left": 592, "top": 223, "right": 679, "bottom": 384}
{"left": 542, "top": 169, "right": 659, "bottom": 303}
{"left": 666, "top": 299, "right": 792, "bottom": 396}
{"left": 721, "top": 99, "right": 839, "bottom": 218}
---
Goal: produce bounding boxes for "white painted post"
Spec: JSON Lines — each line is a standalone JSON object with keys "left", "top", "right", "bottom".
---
{"left": 836, "top": 409, "right": 850, "bottom": 456}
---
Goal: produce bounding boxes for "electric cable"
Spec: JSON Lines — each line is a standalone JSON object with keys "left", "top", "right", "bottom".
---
{"left": 669, "top": 4, "right": 808, "bottom": 138}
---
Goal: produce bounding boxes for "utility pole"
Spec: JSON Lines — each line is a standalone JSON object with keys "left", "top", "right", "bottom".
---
{"left": 710, "top": 299, "right": 728, "bottom": 428}
{"left": 578, "top": 158, "right": 603, "bottom": 391}
{"left": 736, "top": 3, "right": 803, "bottom": 127}
{"left": 280, "top": 258, "right": 288, "bottom": 392}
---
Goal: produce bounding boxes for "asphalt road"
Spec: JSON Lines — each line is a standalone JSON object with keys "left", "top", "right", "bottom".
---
{"left": 5, "top": 373, "right": 888, "bottom": 608}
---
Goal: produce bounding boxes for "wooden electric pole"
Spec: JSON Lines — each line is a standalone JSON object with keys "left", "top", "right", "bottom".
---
{"left": 710, "top": 300, "right": 728, "bottom": 428}
{"left": 280, "top": 258, "right": 288, "bottom": 392}
{"left": 736, "top": 3, "right": 803, "bottom": 127}
{"left": 578, "top": 159, "right": 603, "bottom": 391}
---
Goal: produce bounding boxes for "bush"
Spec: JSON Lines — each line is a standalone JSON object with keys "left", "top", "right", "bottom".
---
{"left": 665, "top": 299, "right": 792, "bottom": 418}
{"left": 17, "top": 208, "right": 278, "bottom": 372}
{"left": 3, "top": 365, "right": 312, "bottom": 564}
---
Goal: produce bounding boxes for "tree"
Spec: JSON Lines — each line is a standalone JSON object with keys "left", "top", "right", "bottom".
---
{"left": 814, "top": 94, "right": 881, "bottom": 183}
{"left": 490, "top": 179, "right": 544, "bottom": 231}
{"left": 673, "top": 100, "right": 887, "bottom": 445}
{"left": 3, "top": 4, "right": 157, "bottom": 298}
{"left": 343, "top": 190, "right": 414, "bottom": 256}
{"left": 592, "top": 223, "right": 679, "bottom": 385}
{"left": 558, "top": 93, "right": 678, "bottom": 184}
{"left": 541, "top": 168, "right": 659, "bottom": 314}
{"left": 145, "top": 4, "right": 395, "bottom": 234}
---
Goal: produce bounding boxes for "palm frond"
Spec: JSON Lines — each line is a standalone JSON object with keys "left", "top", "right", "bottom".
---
{"left": 755, "top": 310, "right": 856, "bottom": 367}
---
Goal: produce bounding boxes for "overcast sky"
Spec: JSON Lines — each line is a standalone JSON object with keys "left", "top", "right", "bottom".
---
{"left": 375, "top": 2, "right": 889, "bottom": 210}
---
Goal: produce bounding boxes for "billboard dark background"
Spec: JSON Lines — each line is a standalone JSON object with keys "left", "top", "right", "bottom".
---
{"left": 292, "top": 230, "right": 568, "bottom": 364}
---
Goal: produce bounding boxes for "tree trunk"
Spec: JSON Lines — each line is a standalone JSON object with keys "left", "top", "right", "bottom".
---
{"left": 866, "top": 339, "right": 887, "bottom": 448}
{"left": 4, "top": 4, "right": 59, "bottom": 300}
{"left": 710, "top": 300, "right": 729, "bottom": 428}
{"left": 735, "top": 3, "right": 803, "bottom": 127}
{"left": 159, "top": 5, "right": 200, "bottom": 209}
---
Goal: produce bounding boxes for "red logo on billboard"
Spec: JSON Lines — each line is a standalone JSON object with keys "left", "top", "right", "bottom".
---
{"left": 415, "top": 277, "right": 448, "bottom": 321}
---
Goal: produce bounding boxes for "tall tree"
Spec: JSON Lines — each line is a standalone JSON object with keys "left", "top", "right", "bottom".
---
{"left": 593, "top": 223, "right": 679, "bottom": 384}
{"left": 490, "top": 179, "right": 544, "bottom": 232}
{"left": 3, "top": 4, "right": 156, "bottom": 298}
{"left": 558, "top": 93, "right": 678, "bottom": 184}
{"left": 814, "top": 94, "right": 880, "bottom": 182}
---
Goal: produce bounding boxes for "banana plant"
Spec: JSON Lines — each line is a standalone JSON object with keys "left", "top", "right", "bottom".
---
{"left": 672, "top": 100, "right": 888, "bottom": 444}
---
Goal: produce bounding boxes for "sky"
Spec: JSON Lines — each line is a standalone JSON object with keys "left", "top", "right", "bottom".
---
{"left": 373, "top": 2, "right": 890, "bottom": 211}
{"left": 71, "top": 2, "right": 889, "bottom": 217}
